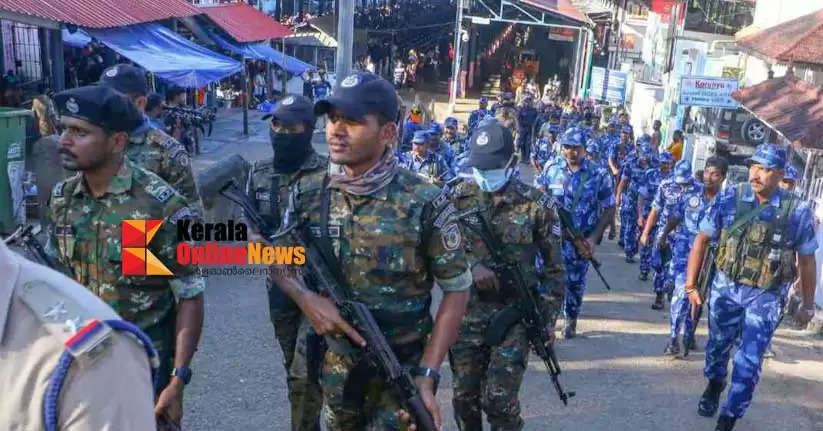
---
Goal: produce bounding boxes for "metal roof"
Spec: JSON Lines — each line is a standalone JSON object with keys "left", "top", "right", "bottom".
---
{"left": 0, "top": 0, "right": 200, "bottom": 29}
{"left": 198, "top": 3, "right": 291, "bottom": 43}
{"left": 519, "top": 0, "right": 593, "bottom": 26}
{"left": 732, "top": 71, "right": 823, "bottom": 150}
{"left": 736, "top": 8, "right": 823, "bottom": 68}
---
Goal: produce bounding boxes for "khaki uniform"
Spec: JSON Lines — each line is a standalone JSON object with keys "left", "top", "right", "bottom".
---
{"left": 0, "top": 240, "right": 156, "bottom": 431}
{"left": 128, "top": 127, "right": 202, "bottom": 211}
{"left": 43, "top": 159, "right": 205, "bottom": 391}
{"left": 248, "top": 152, "right": 328, "bottom": 431}
{"left": 284, "top": 168, "right": 472, "bottom": 430}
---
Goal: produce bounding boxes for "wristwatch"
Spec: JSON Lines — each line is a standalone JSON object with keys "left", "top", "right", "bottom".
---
{"left": 171, "top": 367, "right": 193, "bottom": 385}
{"left": 411, "top": 366, "right": 441, "bottom": 386}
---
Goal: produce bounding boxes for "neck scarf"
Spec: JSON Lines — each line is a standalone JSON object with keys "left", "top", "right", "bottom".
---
{"left": 328, "top": 147, "right": 399, "bottom": 196}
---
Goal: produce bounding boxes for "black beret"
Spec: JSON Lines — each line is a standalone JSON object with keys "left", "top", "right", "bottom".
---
{"left": 54, "top": 85, "right": 144, "bottom": 132}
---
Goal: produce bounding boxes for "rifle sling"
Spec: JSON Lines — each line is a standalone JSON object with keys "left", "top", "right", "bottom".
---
{"left": 314, "top": 175, "right": 354, "bottom": 300}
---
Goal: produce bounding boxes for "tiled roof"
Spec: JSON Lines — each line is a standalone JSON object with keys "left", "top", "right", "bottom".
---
{"left": 736, "top": 8, "right": 823, "bottom": 67}
{"left": 198, "top": 3, "right": 291, "bottom": 42}
{"left": 0, "top": 0, "right": 200, "bottom": 29}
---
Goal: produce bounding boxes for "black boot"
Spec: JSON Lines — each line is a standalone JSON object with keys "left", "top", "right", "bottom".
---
{"left": 564, "top": 318, "right": 577, "bottom": 339}
{"left": 715, "top": 415, "right": 736, "bottom": 431}
{"left": 639, "top": 271, "right": 649, "bottom": 281}
{"left": 685, "top": 334, "right": 698, "bottom": 352}
{"left": 698, "top": 380, "right": 726, "bottom": 417}
{"left": 651, "top": 292, "right": 665, "bottom": 310}
{"left": 663, "top": 339, "right": 680, "bottom": 356}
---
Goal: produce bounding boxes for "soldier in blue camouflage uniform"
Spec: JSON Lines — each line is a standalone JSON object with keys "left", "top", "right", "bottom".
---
{"left": 586, "top": 138, "right": 609, "bottom": 172}
{"left": 428, "top": 121, "right": 456, "bottom": 168}
{"left": 516, "top": 95, "right": 538, "bottom": 161}
{"left": 530, "top": 123, "right": 560, "bottom": 174}
{"left": 272, "top": 72, "right": 472, "bottom": 431}
{"left": 656, "top": 157, "right": 727, "bottom": 356}
{"left": 637, "top": 151, "right": 673, "bottom": 283}
{"left": 44, "top": 86, "right": 205, "bottom": 425}
{"left": 247, "top": 95, "right": 327, "bottom": 431}
{"left": 443, "top": 117, "right": 467, "bottom": 161}
{"left": 535, "top": 127, "right": 616, "bottom": 338}
{"left": 468, "top": 97, "right": 490, "bottom": 135}
{"left": 615, "top": 138, "right": 650, "bottom": 263}
{"left": 447, "top": 122, "right": 565, "bottom": 431}
{"left": 685, "top": 145, "right": 818, "bottom": 431}
{"left": 401, "top": 130, "right": 454, "bottom": 186}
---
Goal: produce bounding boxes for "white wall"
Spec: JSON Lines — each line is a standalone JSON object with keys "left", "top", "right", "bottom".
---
{"left": 752, "top": 0, "right": 823, "bottom": 29}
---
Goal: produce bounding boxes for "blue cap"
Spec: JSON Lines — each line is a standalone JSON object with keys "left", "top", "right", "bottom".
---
{"left": 502, "top": 92, "right": 514, "bottom": 100}
{"left": 621, "top": 125, "right": 633, "bottom": 134}
{"left": 585, "top": 139, "right": 599, "bottom": 154}
{"left": 444, "top": 117, "right": 458, "bottom": 128}
{"left": 315, "top": 72, "right": 398, "bottom": 121}
{"left": 785, "top": 165, "right": 799, "bottom": 181}
{"left": 428, "top": 122, "right": 442, "bottom": 134}
{"left": 608, "top": 119, "right": 618, "bottom": 127}
{"left": 479, "top": 97, "right": 488, "bottom": 104}
{"left": 412, "top": 130, "right": 429, "bottom": 143}
{"left": 467, "top": 123, "right": 515, "bottom": 169}
{"left": 561, "top": 128, "right": 585, "bottom": 147}
{"left": 637, "top": 133, "right": 652, "bottom": 144}
{"left": 659, "top": 151, "right": 674, "bottom": 164}
{"left": 548, "top": 124, "right": 560, "bottom": 134}
{"left": 673, "top": 159, "right": 692, "bottom": 184}
{"left": 747, "top": 144, "right": 787, "bottom": 170}
{"left": 262, "top": 95, "right": 315, "bottom": 126}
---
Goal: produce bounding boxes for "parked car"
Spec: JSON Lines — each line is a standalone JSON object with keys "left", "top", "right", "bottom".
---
{"left": 689, "top": 107, "right": 767, "bottom": 164}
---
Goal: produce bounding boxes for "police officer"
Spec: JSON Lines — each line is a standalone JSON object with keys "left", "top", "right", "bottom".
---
{"left": 780, "top": 164, "right": 799, "bottom": 191}
{"left": 99, "top": 64, "right": 201, "bottom": 208}
{"left": 248, "top": 94, "right": 326, "bottom": 431}
{"left": 43, "top": 86, "right": 205, "bottom": 427}
{"left": 531, "top": 123, "right": 560, "bottom": 173}
{"left": 271, "top": 72, "right": 472, "bottom": 430}
{"left": 516, "top": 94, "right": 538, "bottom": 161}
{"left": 447, "top": 122, "right": 565, "bottom": 430}
{"left": 0, "top": 239, "right": 156, "bottom": 430}
{"left": 401, "top": 130, "right": 454, "bottom": 186}
{"left": 616, "top": 139, "right": 652, "bottom": 263}
{"left": 535, "top": 127, "right": 616, "bottom": 338}
{"left": 428, "top": 121, "right": 455, "bottom": 168}
{"left": 468, "top": 97, "right": 490, "bottom": 134}
{"left": 443, "top": 117, "right": 466, "bottom": 160}
{"left": 685, "top": 145, "right": 818, "bottom": 431}
{"left": 637, "top": 151, "right": 674, "bottom": 286}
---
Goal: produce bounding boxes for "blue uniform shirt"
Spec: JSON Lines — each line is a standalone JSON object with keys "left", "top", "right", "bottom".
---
{"left": 668, "top": 182, "right": 712, "bottom": 272}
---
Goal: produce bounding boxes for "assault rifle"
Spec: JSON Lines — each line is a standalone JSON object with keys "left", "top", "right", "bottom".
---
{"left": 687, "top": 244, "right": 717, "bottom": 356}
{"left": 4, "top": 225, "right": 71, "bottom": 275}
{"left": 464, "top": 214, "right": 575, "bottom": 406}
{"left": 554, "top": 206, "right": 613, "bottom": 291}
{"left": 217, "top": 180, "right": 437, "bottom": 431}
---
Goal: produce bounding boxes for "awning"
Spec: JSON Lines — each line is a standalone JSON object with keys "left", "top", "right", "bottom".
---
{"left": 283, "top": 33, "right": 338, "bottom": 48}
{"left": 86, "top": 23, "right": 242, "bottom": 88}
{"left": 210, "top": 32, "right": 313, "bottom": 75}
{"left": 198, "top": 3, "right": 291, "bottom": 42}
{"left": 731, "top": 71, "right": 823, "bottom": 150}
{"left": 62, "top": 28, "right": 91, "bottom": 48}
{"left": 736, "top": 8, "right": 823, "bottom": 69}
{"left": 518, "top": 0, "right": 593, "bottom": 26}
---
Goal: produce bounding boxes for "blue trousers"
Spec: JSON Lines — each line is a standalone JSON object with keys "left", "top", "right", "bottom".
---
{"left": 561, "top": 240, "right": 589, "bottom": 320}
{"left": 620, "top": 205, "right": 639, "bottom": 258}
{"left": 704, "top": 271, "right": 783, "bottom": 419}
{"left": 669, "top": 273, "right": 695, "bottom": 341}
{"left": 640, "top": 225, "right": 657, "bottom": 273}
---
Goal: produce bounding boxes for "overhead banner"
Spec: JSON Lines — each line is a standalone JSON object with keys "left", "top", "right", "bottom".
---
{"left": 589, "top": 67, "right": 627, "bottom": 104}
{"left": 549, "top": 28, "right": 576, "bottom": 42}
{"left": 679, "top": 76, "right": 740, "bottom": 109}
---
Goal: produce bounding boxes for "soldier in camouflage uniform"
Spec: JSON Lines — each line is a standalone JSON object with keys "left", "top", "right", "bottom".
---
{"left": 534, "top": 127, "right": 615, "bottom": 339}
{"left": 447, "top": 123, "right": 565, "bottom": 431}
{"left": 686, "top": 145, "right": 817, "bottom": 431}
{"left": 247, "top": 95, "right": 327, "bottom": 431}
{"left": 98, "top": 64, "right": 202, "bottom": 209}
{"left": 637, "top": 151, "right": 673, "bottom": 288}
{"left": 401, "top": 130, "right": 454, "bottom": 186}
{"left": 271, "top": 72, "right": 472, "bottom": 431}
{"left": 43, "top": 86, "right": 205, "bottom": 426}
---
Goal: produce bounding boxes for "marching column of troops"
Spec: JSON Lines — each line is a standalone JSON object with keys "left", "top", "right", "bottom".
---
{"left": 0, "top": 66, "right": 817, "bottom": 431}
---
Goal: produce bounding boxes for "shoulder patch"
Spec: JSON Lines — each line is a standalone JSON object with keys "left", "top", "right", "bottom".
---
{"left": 433, "top": 202, "right": 457, "bottom": 229}
{"left": 432, "top": 186, "right": 451, "bottom": 209}
{"left": 168, "top": 206, "right": 199, "bottom": 224}
{"left": 440, "top": 222, "right": 462, "bottom": 251}
{"left": 52, "top": 181, "right": 65, "bottom": 198}
{"left": 538, "top": 193, "right": 556, "bottom": 211}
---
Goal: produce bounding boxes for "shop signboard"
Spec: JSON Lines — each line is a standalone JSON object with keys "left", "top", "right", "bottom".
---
{"left": 679, "top": 76, "right": 739, "bottom": 109}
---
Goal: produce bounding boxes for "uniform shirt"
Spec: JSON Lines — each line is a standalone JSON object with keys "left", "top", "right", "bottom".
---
{"left": 532, "top": 137, "right": 557, "bottom": 169}
{"left": 248, "top": 152, "right": 328, "bottom": 231}
{"left": 607, "top": 141, "right": 631, "bottom": 175}
{"left": 400, "top": 150, "right": 454, "bottom": 185}
{"left": 127, "top": 123, "right": 201, "bottom": 209}
{"left": 536, "top": 157, "right": 615, "bottom": 236}
{"left": 669, "top": 182, "right": 713, "bottom": 273}
{"left": 638, "top": 168, "right": 669, "bottom": 217}
{"left": 312, "top": 79, "right": 331, "bottom": 100}
{"left": 517, "top": 106, "right": 538, "bottom": 132}
{"left": 619, "top": 156, "right": 648, "bottom": 206}
{"left": 401, "top": 120, "right": 422, "bottom": 152}
{"left": 468, "top": 109, "right": 490, "bottom": 132}
{"left": 43, "top": 160, "right": 205, "bottom": 330}
{"left": 450, "top": 179, "right": 565, "bottom": 323}
{"left": 0, "top": 240, "right": 155, "bottom": 431}
{"left": 446, "top": 136, "right": 468, "bottom": 159}
{"left": 288, "top": 169, "right": 472, "bottom": 346}
{"left": 700, "top": 184, "right": 818, "bottom": 256}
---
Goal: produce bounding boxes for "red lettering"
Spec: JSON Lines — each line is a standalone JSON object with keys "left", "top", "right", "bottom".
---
{"left": 234, "top": 246, "right": 247, "bottom": 265}
{"left": 191, "top": 245, "right": 205, "bottom": 264}
{"left": 176, "top": 243, "right": 190, "bottom": 264}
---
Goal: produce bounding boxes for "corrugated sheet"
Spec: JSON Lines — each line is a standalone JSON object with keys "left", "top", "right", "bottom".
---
{"left": 519, "top": 0, "right": 593, "bottom": 26}
{"left": 736, "top": 8, "right": 823, "bottom": 67}
{"left": 0, "top": 0, "right": 200, "bottom": 28}
{"left": 732, "top": 72, "right": 823, "bottom": 150}
{"left": 199, "top": 3, "right": 291, "bottom": 43}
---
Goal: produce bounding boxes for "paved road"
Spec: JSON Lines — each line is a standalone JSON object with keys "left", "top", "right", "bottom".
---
{"left": 183, "top": 108, "right": 823, "bottom": 431}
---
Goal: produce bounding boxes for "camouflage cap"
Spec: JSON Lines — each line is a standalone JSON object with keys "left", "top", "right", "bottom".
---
{"left": 659, "top": 151, "right": 674, "bottom": 164}
{"left": 412, "top": 130, "right": 429, "bottom": 144}
{"left": 561, "top": 128, "right": 585, "bottom": 148}
{"left": 674, "top": 159, "right": 692, "bottom": 184}
{"left": 784, "top": 164, "right": 799, "bottom": 182}
{"left": 444, "top": 117, "right": 458, "bottom": 129}
{"left": 585, "top": 139, "right": 599, "bottom": 154}
{"left": 428, "top": 121, "right": 443, "bottom": 134}
{"left": 747, "top": 144, "right": 787, "bottom": 170}
{"left": 621, "top": 125, "right": 633, "bottom": 134}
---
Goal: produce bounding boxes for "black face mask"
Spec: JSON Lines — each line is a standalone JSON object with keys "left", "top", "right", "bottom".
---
{"left": 271, "top": 129, "right": 313, "bottom": 173}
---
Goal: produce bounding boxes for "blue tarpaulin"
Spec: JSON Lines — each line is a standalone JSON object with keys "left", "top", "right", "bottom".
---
{"left": 62, "top": 28, "right": 92, "bottom": 48}
{"left": 210, "top": 32, "right": 313, "bottom": 75}
{"left": 86, "top": 23, "right": 243, "bottom": 88}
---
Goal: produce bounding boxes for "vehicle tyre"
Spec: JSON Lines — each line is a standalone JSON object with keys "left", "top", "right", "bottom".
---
{"left": 742, "top": 117, "right": 767, "bottom": 144}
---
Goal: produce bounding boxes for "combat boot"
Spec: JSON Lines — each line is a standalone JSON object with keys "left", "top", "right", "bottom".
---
{"left": 697, "top": 380, "right": 726, "bottom": 417}
{"left": 639, "top": 271, "right": 649, "bottom": 281}
{"left": 715, "top": 415, "right": 736, "bottom": 431}
{"left": 685, "top": 334, "right": 698, "bottom": 352}
{"left": 564, "top": 318, "right": 577, "bottom": 339}
{"left": 663, "top": 338, "right": 679, "bottom": 356}
{"left": 651, "top": 292, "right": 665, "bottom": 310}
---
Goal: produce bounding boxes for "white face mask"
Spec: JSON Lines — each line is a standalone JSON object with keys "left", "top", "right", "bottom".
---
{"left": 472, "top": 162, "right": 516, "bottom": 192}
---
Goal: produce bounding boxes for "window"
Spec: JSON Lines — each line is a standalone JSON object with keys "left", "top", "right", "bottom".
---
{"left": 1, "top": 21, "right": 42, "bottom": 82}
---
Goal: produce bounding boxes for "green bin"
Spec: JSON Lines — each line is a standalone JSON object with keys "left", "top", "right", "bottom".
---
{"left": 0, "top": 108, "right": 33, "bottom": 234}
